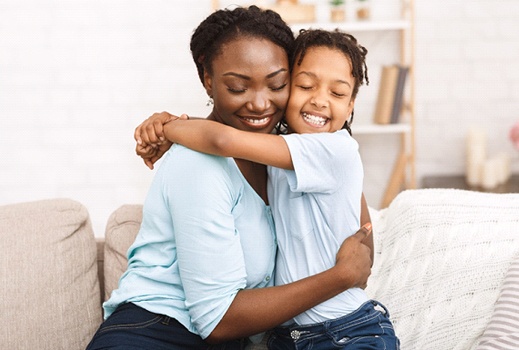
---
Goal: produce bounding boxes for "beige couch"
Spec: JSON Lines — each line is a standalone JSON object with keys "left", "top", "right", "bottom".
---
{"left": 1, "top": 189, "right": 518, "bottom": 350}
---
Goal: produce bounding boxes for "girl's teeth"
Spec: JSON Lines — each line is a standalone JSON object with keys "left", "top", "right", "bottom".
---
{"left": 302, "top": 113, "right": 327, "bottom": 126}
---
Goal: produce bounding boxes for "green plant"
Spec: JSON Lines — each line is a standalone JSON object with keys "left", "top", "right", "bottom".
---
{"left": 330, "top": 0, "right": 345, "bottom": 6}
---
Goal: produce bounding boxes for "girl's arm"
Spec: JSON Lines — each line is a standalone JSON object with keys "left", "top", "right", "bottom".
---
{"left": 162, "top": 118, "right": 296, "bottom": 170}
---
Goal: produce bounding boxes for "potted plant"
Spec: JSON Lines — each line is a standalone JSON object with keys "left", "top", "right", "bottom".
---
{"left": 330, "top": 0, "right": 346, "bottom": 22}
{"left": 356, "top": 0, "right": 371, "bottom": 20}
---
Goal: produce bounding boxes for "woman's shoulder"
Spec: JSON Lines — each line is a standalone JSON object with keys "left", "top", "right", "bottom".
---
{"left": 162, "top": 144, "right": 231, "bottom": 170}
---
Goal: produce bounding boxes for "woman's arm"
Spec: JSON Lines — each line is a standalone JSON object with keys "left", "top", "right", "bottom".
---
{"left": 163, "top": 149, "right": 373, "bottom": 343}
{"left": 207, "top": 224, "right": 372, "bottom": 343}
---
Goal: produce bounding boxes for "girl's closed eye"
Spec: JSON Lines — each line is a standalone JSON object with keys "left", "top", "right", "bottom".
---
{"left": 297, "top": 84, "right": 313, "bottom": 90}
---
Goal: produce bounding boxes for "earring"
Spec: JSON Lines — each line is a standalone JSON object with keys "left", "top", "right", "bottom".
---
{"left": 206, "top": 97, "right": 214, "bottom": 106}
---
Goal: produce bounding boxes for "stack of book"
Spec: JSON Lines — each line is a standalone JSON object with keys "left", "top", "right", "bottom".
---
{"left": 373, "top": 64, "right": 409, "bottom": 125}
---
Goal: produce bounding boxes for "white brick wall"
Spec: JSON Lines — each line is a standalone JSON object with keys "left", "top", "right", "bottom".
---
{"left": 1, "top": 0, "right": 519, "bottom": 237}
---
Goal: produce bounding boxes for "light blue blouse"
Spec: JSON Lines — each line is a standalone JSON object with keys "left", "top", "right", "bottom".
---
{"left": 103, "top": 145, "right": 276, "bottom": 339}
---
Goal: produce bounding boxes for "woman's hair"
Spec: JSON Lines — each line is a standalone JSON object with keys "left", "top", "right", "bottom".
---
{"left": 190, "top": 5, "right": 295, "bottom": 86}
{"left": 291, "top": 29, "right": 369, "bottom": 134}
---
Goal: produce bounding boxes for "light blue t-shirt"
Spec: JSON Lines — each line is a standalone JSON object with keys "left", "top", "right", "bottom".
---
{"left": 103, "top": 145, "right": 276, "bottom": 339}
{"left": 267, "top": 130, "right": 368, "bottom": 325}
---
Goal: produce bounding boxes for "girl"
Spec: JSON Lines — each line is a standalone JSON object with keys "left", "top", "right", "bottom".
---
{"left": 136, "top": 29, "right": 399, "bottom": 349}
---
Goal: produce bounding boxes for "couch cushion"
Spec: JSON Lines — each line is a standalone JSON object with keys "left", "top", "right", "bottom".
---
{"left": 103, "top": 204, "right": 143, "bottom": 301}
{"left": 365, "top": 189, "right": 519, "bottom": 350}
{"left": 0, "top": 198, "right": 101, "bottom": 350}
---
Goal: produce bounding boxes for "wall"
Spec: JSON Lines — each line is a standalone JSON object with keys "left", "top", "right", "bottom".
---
{"left": 1, "top": 0, "right": 518, "bottom": 237}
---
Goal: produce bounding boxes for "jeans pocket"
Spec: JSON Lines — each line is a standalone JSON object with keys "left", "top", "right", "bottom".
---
{"left": 97, "top": 304, "right": 163, "bottom": 335}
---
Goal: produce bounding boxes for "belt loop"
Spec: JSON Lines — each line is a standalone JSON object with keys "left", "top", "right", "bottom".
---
{"left": 161, "top": 316, "right": 170, "bottom": 325}
{"left": 372, "top": 300, "right": 390, "bottom": 317}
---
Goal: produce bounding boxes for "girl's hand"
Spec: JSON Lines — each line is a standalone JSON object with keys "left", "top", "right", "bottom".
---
{"left": 334, "top": 223, "right": 373, "bottom": 289}
{"left": 135, "top": 142, "right": 173, "bottom": 170}
{"left": 134, "top": 112, "right": 188, "bottom": 169}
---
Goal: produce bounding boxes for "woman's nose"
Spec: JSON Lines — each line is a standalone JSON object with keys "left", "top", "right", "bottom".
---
{"left": 246, "top": 91, "right": 271, "bottom": 113}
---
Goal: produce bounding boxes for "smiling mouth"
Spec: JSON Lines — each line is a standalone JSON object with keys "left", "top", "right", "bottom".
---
{"left": 302, "top": 112, "right": 329, "bottom": 127}
{"left": 239, "top": 115, "right": 272, "bottom": 128}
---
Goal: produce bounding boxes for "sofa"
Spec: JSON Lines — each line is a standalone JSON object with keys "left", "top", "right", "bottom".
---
{"left": 1, "top": 189, "right": 518, "bottom": 350}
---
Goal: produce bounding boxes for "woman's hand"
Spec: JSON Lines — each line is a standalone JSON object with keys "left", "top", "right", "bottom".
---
{"left": 334, "top": 223, "right": 373, "bottom": 289}
{"left": 134, "top": 112, "right": 188, "bottom": 169}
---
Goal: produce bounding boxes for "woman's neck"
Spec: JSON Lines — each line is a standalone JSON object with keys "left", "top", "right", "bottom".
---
{"left": 206, "top": 110, "right": 269, "bottom": 203}
{"left": 234, "top": 159, "right": 269, "bottom": 205}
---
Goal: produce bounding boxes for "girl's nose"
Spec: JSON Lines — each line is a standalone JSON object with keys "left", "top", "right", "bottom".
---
{"left": 310, "top": 91, "right": 328, "bottom": 109}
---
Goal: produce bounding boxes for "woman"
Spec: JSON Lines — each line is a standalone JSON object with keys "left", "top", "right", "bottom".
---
{"left": 87, "top": 6, "right": 372, "bottom": 350}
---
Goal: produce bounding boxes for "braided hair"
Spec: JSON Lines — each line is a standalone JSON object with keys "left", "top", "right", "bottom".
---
{"left": 291, "top": 29, "right": 369, "bottom": 135}
{"left": 190, "top": 5, "right": 295, "bottom": 86}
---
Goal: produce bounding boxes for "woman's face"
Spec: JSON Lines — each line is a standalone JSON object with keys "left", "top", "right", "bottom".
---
{"left": 204, "top": 36, "right": 290, "bottom": 134}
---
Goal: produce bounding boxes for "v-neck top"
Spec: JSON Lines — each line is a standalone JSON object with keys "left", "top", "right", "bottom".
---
{"left": 103, "top": 144, "right": 276, "bottom": 339}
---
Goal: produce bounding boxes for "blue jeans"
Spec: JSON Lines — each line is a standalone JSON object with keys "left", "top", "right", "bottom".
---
{"left": 267, "top": 300, "right": 399, "bottom": 350}
{"left": 86, "top": 303, "right": 247, "bottom": 350}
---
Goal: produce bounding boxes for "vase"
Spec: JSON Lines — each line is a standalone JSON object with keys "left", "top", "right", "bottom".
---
{"left": 330, "top": 7, "right": 346, "bottom": 22}
{"left": 356, "top": 1, "right": 371, "bottom": 20}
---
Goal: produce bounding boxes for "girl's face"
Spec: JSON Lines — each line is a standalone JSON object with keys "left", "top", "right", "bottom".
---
{"left": 204, "top": 36, "right": 290, "bottom": 134}
{"left": 285, "top": 46, "right": 355, "bottom": 134}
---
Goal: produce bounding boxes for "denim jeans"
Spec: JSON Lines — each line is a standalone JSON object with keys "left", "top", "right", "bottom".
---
{"left": 86, "top": 303, "right": 247, "bottom": 350}
{"left": 267, "top": 300, "right": 400, "bottom": 350}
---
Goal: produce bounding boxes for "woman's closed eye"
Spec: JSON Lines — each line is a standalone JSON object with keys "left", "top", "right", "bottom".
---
{"left": 271, "top": 83, "right": 288, "bottom": 91}
{"left": 227, "top": 87, "right": 247, "bottom": 93}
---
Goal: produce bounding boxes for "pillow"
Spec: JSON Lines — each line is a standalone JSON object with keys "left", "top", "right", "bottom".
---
{"left": 103, "top": 204, "right": 142, "bottom": 301}
{"left": 476, "top": 255, "right": 519, "bottom": 349}
{"left": 365, "top": 189, "right": 519, "bottom": 350}
{"left": 0, "top": 199, "right": 101, "bottom": 350}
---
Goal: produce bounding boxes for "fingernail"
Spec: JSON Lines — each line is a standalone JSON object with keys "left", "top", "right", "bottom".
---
{"left": 362, "top": 222, "right": 372, "bottom": 231}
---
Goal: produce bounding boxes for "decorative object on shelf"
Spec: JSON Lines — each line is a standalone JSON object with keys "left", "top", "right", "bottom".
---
{"left": 329, "top": 0, "right": 346, "bottom": 22}
{"left": 356, "top": 0, "right": 371, "bottom": 20}
{"left": 373, "top": 64, "right": 409, "bottom": 125}
{"left": 268, "top": 0, "right": 316, "bottom": 23}
{"left": 466, "top": 127, "right": 487, "bottom": 186}
{"left": 465, "top": 127, "right": 512, "bottom": 189}
{"left": 510, "top": 120, "right": 519, "bottom": 150}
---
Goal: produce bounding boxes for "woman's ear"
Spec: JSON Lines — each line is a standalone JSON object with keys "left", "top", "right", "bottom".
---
{"left": 203, "top": 70, "right": 213, "bottom": 98}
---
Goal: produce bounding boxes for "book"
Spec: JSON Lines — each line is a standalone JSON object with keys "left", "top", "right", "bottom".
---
{"left": 373, "top": 65, "right": 400, "bottom": 124}
{"left": 390, "top": 65, "right": 409, "bottom": 124}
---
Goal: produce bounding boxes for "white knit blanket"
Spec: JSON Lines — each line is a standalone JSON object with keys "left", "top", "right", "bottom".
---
{"left": 366, "top": 189, "right": 519, "bottom": 350}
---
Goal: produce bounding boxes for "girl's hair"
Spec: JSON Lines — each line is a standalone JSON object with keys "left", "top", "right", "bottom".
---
{"left": 190, "top": 5, "right": 295, "bottom": 86}
{"left": 291, "top": 29, "right": 369, "bottom": 135}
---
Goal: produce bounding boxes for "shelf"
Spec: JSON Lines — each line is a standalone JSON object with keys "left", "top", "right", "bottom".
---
{"left": 422, "top": 174, "right": 519, "bottom": 194}
{"left": 291, "top": 20, "right": 411, "bottom": 33}
{"left": 353, "top": 123, "right": 411, "bottom": 135}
